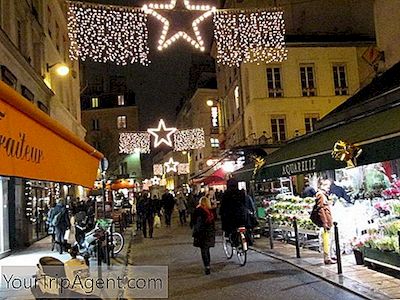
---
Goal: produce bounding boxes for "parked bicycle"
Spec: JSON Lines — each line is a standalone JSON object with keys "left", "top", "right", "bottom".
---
{"left": 222, "top": 226, "right": 248, "bottom": 266}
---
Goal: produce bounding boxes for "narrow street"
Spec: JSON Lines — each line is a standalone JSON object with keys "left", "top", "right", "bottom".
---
{"left": 125, "top": 217, "right": 364, "bottom": 300}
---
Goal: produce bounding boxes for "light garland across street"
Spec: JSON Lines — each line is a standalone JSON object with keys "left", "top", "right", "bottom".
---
{"left": 173, "top": 128, "right": 205, "bottom": 151}
{"left": 213, "top": 8, "right": 287, "bottom": 67}
{"left": 67, "top": 1, "right": 150, "bottom": 65}
{"left": 119, "top": 132, "right": 151, "bottom": 154}
{"left": 142, "top": 0, "right": 216, "bottom": 51}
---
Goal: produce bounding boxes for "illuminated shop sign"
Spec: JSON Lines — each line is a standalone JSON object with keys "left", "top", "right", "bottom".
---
{"left": 211, "top": 106, "right": 218, "bottom": 127}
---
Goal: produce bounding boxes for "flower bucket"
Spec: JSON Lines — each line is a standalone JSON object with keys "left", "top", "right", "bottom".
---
{"left": 353, "top": 249, "right": 364, "bottom": 265}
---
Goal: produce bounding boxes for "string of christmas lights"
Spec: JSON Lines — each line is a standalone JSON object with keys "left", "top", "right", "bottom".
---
{"left": 119, "top": 132, "right": 151, "bottom": 154}
{"left": 153, "top": 164, "right": 164, "bottom": 176}
{"left": 143, "top": 0, "right": 216, "bottom": 51}
{"left": 25, "top": 181, "right": 34, "bottom": 222}
{"left": 213, "top": 9, "right": 287, "bottom": 67}
{"left": 67, "top": 1, "right": 150, "bottom": 65}
{"left": 178, "top": 163, "right": 190, "bottom": 175}
{"left": 173, "top": 128, "right": 205, "bottom": 151}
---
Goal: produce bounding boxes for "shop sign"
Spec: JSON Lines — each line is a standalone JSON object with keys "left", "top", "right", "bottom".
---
{"left": 211, "top": 106, "right": 218, "bottom": 127}
{"left": 282, "top": 158, "right": 317, "bottom": 176}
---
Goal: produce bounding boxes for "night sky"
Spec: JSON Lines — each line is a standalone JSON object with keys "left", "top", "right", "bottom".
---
{"left": 82, "top": 0, "right": 217, "bottom": 130}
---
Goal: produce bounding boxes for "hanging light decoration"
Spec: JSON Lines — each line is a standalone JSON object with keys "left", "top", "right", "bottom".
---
{"left": 173, "top": 128, "right": 205, "bottom": 151}
{"left": 67, "top": 1, "right": 150, "bottom": 65}
{"left": 213, "top": 8, "right": 287, "bottom": 67}
{"left": 331, "top": 140, "right": 362, "bottom": 168}
{"left": 147, "top": 119, "right": 177, "bottom": 148}
{"left": 142, "top": 0, "right": 216, "bottom": 51}
{"left": 178, "top": 163, "right": 190, "bottom": 175}
{"left": 153, "top": 164, "right": 164, "bottom": 176}
{"left": 119, "top": 132, "right": 151, "bottom": 154}
{"left": 164, "top": 157, "right": 179, "bottom": 173}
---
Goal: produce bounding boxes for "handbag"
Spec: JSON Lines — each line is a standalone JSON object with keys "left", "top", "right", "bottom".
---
{"left": 310, "top": 204, "right": 323, "bottom": 227}
{"left": 154, "top": 215, "right": 161, "bottom": 228}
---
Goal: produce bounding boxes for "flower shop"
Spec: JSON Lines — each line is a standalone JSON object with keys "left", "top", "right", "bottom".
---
{"left": 255, "top": 104, "right": 400, "bottom": 273}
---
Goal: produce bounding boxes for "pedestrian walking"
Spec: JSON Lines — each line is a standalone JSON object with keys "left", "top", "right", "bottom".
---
{"left": 49, "top": 198, "right": 70, "bottom": 254}
{"left": 140, "top": 192, "right": 156, "bottom": 238}
{"left": 186, "top": 192, "right": 197, "bottom": 226}
{"left": 191, "top": 196, "right": 216, "bottom": 275}
{"left": 162, "top": 191, "right": 175, "bottom": 227}
{"left": 176, "top": 191, "right": 187, "bottom": 225}
{"left": 46, "top": 203, "right": 56, "bottom": 251}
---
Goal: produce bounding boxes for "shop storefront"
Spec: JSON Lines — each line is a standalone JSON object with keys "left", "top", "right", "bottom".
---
{"left": 0, "top": 81, "right": 103, "bottom": 254}
{"left": 256, "top": 104, "right": 400, "bottom": 272}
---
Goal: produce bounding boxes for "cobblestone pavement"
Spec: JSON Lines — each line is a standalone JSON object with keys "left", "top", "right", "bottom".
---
{"left": 122, "top": 216, "right": 366, "bottom": 300}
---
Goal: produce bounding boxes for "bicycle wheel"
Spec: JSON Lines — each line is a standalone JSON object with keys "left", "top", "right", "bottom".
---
{"left": 223, "top": 234, "right": 233, "bottom": 259}
{"left": 236, "top": 247, "right": 247, "bottom": 266}
{"left": 112, "top": 232, "right": 124, "bottom": 254}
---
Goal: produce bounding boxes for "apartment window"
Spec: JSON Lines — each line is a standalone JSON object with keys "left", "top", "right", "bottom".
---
{"left": 266, "top": 67, "right": 283, "bottom": 97}
{"left": 1, "top": 66, "right": 17, "bottom": 89}
{"left": 21, "top": 85, "right": 34, "bottom": 102}
{"left": 91, "top": 97, "right": 99, "bottom": 108}
{"left": 38, "top": 101, "right": 49, "bottom": 114}
{"left": 210, "top": 138, "right": 220, "bottom": 148}
{"left": 305, "top": 114, "right": 319, "bottom": 133}
{"left": 300, "top": 65, "right": 316, "bottom": 96}
{"left": 17, "top": 20, "right": 23, "bottom": 50}
{"left": 234, "top": 86, "right": 240, "bottom": 109}
{"left": 117, "top": 115, "right": 127, "bottom": 129}
{"left": 118, "top": 95, "right": 125, "bottom": 106}
{"left": 333, "top": 64, "right": 348, "bottom": 95}
{"left": 92, "top": 119, "right": 99, "bottom": 131}
{"left": 55, "top": 22, "right": 60, "bottom": 51}
{"left": 271, "top": 116, "right": 286, "bottom": 142}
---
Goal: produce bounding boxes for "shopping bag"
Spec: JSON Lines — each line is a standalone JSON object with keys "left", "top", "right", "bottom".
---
{"left": 154, "top": 215, "right": 161, "bottom": 228}
{"left": 64, "top": 229, "right": 71, "bottom": 241}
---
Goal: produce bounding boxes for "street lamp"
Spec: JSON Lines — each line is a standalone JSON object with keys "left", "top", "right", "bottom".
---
{"left": 46, "top": 63, "right": 70, "bottom": 76}
{"left": 206, "top": 99, "right": 214, "bottom": 107}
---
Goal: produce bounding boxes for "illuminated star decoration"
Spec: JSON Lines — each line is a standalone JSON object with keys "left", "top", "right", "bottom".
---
{"left": 150, "top": 176, "right": 161, "bottom": 185}
{"left": 164, "top": 157, "right": 179, "bottom": 173}
{"left": 142, "top": 0, "right": 216, "bottom": 51}
{"left": 147, "top": 119, "right": 177, "bottom": 147}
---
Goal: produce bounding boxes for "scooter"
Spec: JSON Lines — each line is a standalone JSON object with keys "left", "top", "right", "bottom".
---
{"left": 30, "top": 246, "right": 102, "bottom": 299}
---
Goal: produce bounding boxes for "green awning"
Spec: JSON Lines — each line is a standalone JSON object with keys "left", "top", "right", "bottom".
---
{"left": 232, "top": 162, "right": 255, "bottom": 182}
{"left": 258, "top": 105, "right": 400, "bottom": 180}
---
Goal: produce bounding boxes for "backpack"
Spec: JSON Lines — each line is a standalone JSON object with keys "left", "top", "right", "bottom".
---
{"left": 51, "top": 209, "right": 65, "bottom": 227}
{"left": 310, "top": 204, "right": 323, "bottom": 227}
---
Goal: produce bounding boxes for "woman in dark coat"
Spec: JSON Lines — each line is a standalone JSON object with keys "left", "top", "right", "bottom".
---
{"left": 191, "top": 196, "right": 216, "bottom": 275}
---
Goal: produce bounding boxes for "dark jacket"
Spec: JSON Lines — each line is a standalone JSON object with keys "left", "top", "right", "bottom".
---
{"left": 220, "top": 188, "right": 247, "bottom": 233}
{"left": 329, "top": 183, "right": 351, "bottom": 203}
{"left": 186, "top": 194, "right": 198, "bottom": 214}
{"left": 162, "top": 193, "right": 175, "bottom": 212}
{"left": 191, "top": 206, "right": 215, "bottom": 248}
{"left": 138, "top": 196, "right": 155, "bottom": 217}
{"left": 50, "top": 203, "right": 70, "bottom": 231}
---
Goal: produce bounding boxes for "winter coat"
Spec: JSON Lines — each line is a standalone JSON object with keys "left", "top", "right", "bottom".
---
{"left": 139, "top": 196, "right": 156, "bottom": 217}
{"left": 162, "top": 193, "right": 175, "bottom": 212}
{"left": 49, "top": 203, "right": 70, "bottom": 231}
{"left": 176, "top": 194, "right": 187, "bottom": 211}
{"left": 191, "top": 206, "right": 215, "bottom": 248}
{"left": 316, "top": 191, "right": 333, "bottom": 230}
{"left": 219, "top": 188, "right": 247, "bottom": 233}
{"left": 186, "top": 194, "right": 198, "bottom": 214}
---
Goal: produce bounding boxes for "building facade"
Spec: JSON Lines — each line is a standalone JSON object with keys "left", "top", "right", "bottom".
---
{"left": 0, "top": 0, "right": 91, "bottom": 253}
{"left": 81, "top": 88, "right": 142, "bottom": 180}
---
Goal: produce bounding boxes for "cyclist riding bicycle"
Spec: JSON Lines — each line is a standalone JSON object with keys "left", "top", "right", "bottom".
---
{"left": 220, "top": 178, "right": 248, "bottom": 246}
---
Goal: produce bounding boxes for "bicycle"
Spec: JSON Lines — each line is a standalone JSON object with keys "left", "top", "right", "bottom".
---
{"left": 222, "top": 226, "right": 248, "bottom": 266}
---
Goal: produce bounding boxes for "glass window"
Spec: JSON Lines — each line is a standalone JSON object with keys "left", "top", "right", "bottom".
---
{"left": 117, "top": 115, "right": 127, "bottom": 129}
{"left": 271, "top": 117, "right": 286, "bottom": 142}
{"left": 333, "top": 64, "right": 348, "bottom": 95}
{"left": 210, "top": 138, "right": 220, "bottom": 148}
{"left": 91, "top": 97, "right": 99, "bottom": 108}
{"left": 118, "top": 95, "right": 125, "bottom": 106}
{"left": 305, "top": 114, "right": 319, "bottom": 133}
{"left": 266, "top": 67, "right": 283, "bottom": 98}
{"left": 92, "top": 119, "right": 99, "bottom": 131}
{"left": 300, "top": 65, "right": 316, "bottom": 96}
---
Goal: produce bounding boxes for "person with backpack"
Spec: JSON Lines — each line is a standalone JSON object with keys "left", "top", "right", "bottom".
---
{"left": 190, "top": 196, "right": 216, "bottom": 275}
{"left": 49, "top": 198, "right": 71, "bottom": 254}
{"left": 315, "top": 179, "right": 335, "bottom": 265}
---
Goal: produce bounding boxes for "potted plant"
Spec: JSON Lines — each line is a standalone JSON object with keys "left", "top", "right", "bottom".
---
{"left": 351, "top": 236, "right": 368, "bottom": 265}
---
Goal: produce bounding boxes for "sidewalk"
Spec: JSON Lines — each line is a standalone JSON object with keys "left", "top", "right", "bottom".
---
{"left": 0, "top": 225, "right": 135, "bottom": 300}
{"left": 252, "top": 237, "right": 400, "bottom": 300}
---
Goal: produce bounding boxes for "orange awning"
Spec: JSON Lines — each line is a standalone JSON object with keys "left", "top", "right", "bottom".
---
{"left": 0, "top": 81, "right": 103, "bottom": 187}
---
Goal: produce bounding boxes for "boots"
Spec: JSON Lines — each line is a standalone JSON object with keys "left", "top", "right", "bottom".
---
{"left": 204, "top": 266, "right": 211, "bottom": 275}
{"left": 324, "top": 253, "right": 336, "bottom": 265}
